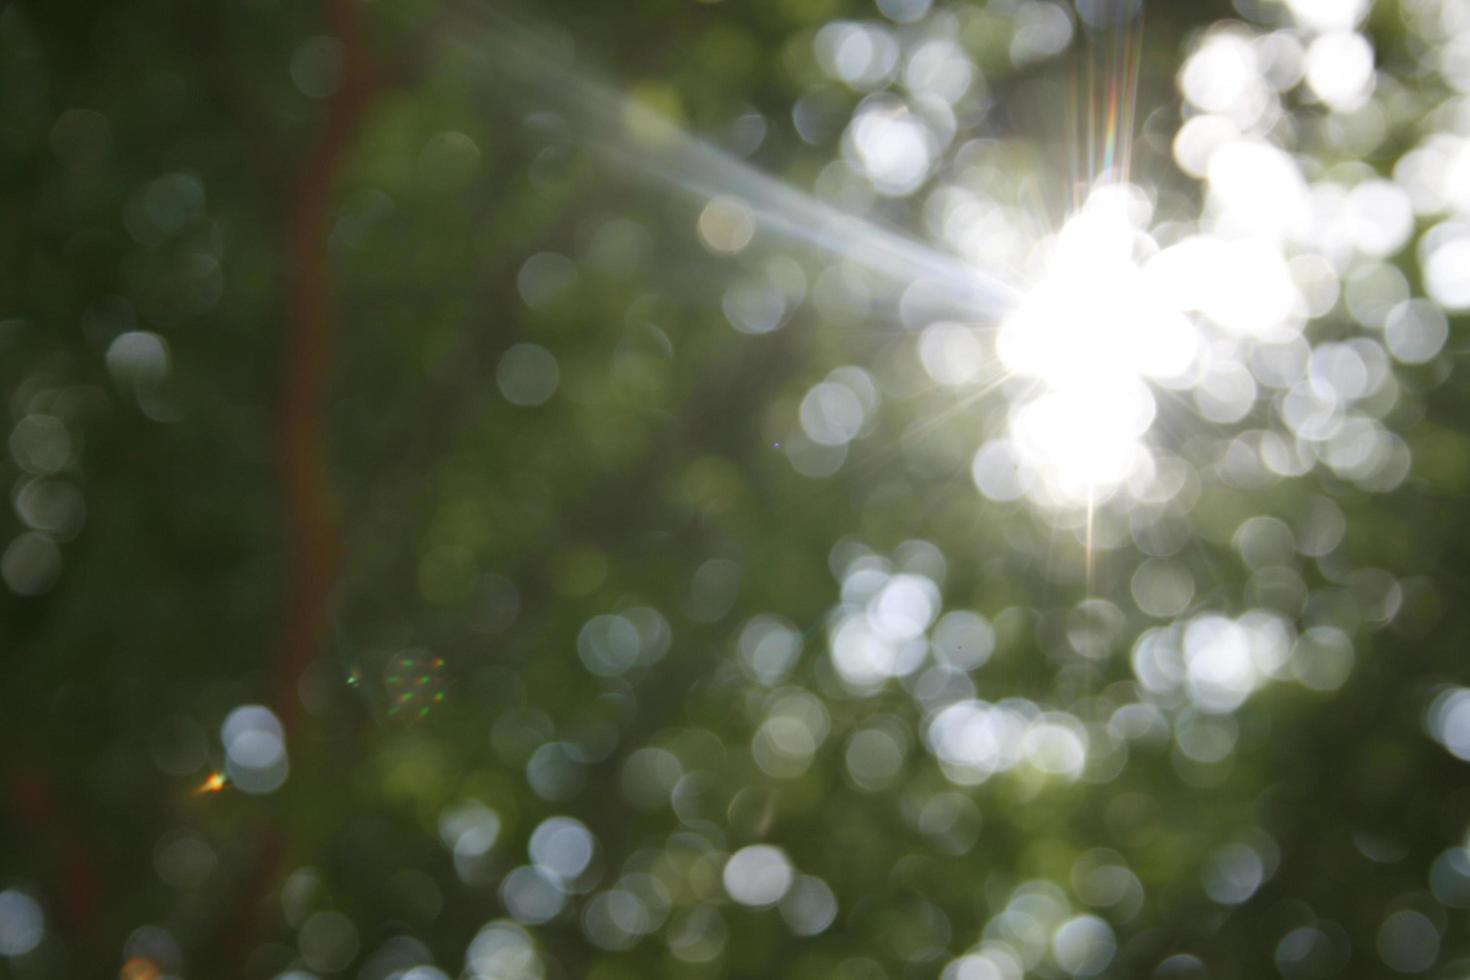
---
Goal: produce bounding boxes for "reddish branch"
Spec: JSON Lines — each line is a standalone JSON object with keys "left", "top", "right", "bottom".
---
{"left": 7, "top": 772, "right": 103, "bottom": 952}
{"left": 215, "top": 0, "right": 379, "bottom": 965}
{"left": 277, "top": 0, "right": 377, "bottom": 733}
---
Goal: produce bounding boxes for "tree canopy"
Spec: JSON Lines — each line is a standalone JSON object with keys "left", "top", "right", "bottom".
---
{"left": 3, "top": 0, "right": 1470, "bottom": 977}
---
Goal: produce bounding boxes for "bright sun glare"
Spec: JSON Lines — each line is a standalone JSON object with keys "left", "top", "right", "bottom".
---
{"left": 998, "top": 187, "right": 1198, "bottom": 508}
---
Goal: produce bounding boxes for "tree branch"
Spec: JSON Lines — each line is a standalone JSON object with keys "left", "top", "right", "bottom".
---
{"left": 215, "top": 0, "right": 381, "bottom": 966}
{"left": 276, "top": 0, "right": 377, "bottom": 734}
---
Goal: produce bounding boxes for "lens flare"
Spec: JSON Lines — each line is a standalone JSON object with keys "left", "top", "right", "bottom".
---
{"left": 386, "top": 652, "right": 448, "bottom": 721}
{"left": 194, "top": 771, "right": 228, "bottom": 795}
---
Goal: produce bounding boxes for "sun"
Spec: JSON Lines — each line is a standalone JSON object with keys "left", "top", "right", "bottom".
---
{"left": 996, "top": 186, "right": 1200, "bottom": 509}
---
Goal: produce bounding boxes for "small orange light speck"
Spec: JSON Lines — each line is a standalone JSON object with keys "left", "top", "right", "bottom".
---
{"left": 195, "top": 771, "right": 228, "bottom": 794}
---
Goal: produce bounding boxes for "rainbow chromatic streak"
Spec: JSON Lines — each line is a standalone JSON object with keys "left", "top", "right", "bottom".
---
{"left": 445, "top": 0, "right": 1171, "bottom": 588}
{"left": 1080, "top": 0, "right": 1145, "bottom": 194}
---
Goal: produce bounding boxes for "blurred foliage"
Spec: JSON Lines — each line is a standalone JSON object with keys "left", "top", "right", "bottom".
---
{"left": 2, "top": 0, "right": 1470, "bottom": 978}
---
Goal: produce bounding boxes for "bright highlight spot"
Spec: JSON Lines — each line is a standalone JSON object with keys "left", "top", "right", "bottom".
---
{"left": 723, "top": 845, "right": 794, "bottom": 907}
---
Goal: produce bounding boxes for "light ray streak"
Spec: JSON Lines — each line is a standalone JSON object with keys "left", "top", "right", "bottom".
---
{"left": 1080, "top": 0, "right": 1146, "bottom": 188}
{"left": 754, "top": 364, "right": 1028, "bottom": 536}
{"left": 440, "top": 2, "right": 1020, "bottom": 321}
{"left": 852, "top": 365, "right": 1026, "bottom": 478}
{"left": 1071, "top": 0, "right": 1148, "bottom": 590}
{"left": 1103, "top": 6, "right": 1145, "bottom": 182}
